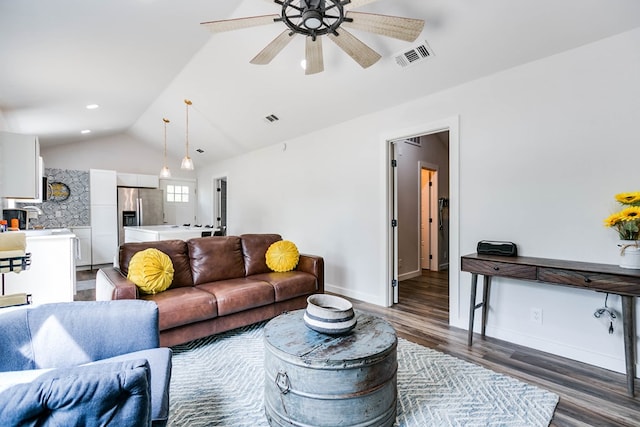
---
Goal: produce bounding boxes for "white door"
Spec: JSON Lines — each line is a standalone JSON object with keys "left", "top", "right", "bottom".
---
{"left": 160, "top": 178, "right": 197, "bottom": 226}
{"left": 420, "top": 166, "right": 439, "bottom": 271}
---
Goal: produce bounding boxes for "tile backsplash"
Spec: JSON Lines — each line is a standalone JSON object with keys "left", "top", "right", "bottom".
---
{"left": 17, "top": 168, "right": 90, "bottom": 228}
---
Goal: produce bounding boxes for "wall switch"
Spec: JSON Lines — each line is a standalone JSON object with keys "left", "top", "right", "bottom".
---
{"left": 530, "top": 307, "right": 543, "bottom": 325}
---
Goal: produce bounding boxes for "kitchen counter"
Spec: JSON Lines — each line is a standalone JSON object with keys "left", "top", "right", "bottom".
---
{"left": 124, "top": 225, "right": 219, "bottom": 243}
{"left": 2, "top": 230, "right": 77, "bottom": 304}
{"left": 21, "top": 228, "right": 75, "bottom": 239}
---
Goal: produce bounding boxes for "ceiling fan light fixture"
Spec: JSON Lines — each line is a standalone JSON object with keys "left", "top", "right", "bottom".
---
{"left": 181, "top": 99, "right": 195, "bottom": 170}
{"left": 302, "top": 10, "right": 323, "bottom": 29}
{"left": 159, "top": 117, "right": 171, "bottom": 178}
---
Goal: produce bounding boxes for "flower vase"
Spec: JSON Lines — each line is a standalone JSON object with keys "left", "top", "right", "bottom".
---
{"left": 618, "top": 240, "right": 640, "bottom": 269}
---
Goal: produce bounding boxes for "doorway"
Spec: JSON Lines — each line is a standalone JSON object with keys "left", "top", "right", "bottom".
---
{"left": 159, "top": 178, "right": 197, "bottom": 226}
{"left": 386, "top": 116, "right": 459, "bottom": 321}
{"left": 213, "top": 176, "right": 227, "bottom": 233}
{"left": 420, "top": 163, "right": 439, "bottom": 272}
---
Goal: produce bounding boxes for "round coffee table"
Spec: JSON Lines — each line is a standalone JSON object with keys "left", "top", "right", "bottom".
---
{"left": 263, "top": 309, "right": 397, "bottom": 427}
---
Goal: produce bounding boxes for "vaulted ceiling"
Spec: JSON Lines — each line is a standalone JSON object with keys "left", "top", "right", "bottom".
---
{"left": 2, "top": 0, "right": 639, "bottom": 166}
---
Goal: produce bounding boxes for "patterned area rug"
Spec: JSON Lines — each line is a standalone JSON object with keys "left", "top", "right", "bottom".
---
{"left": 168, "top": 322, "right": 558, "bottom": 426}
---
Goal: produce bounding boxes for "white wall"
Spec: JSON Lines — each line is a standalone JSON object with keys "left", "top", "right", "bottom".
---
{"left": 41, "top": 133, "right": 196, "bottom": 180}
{"left": 197, "top": 28, "right": 640, "bottom": 375}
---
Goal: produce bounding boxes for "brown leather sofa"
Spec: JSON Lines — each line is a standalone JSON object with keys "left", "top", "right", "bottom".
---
{"left": 96, "top": 234, "right": 324, "bottom": 347}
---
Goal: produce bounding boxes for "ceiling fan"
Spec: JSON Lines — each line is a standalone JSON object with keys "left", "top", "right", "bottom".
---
{"left": 201, "top": 0, "right": 425, "bottom": 75}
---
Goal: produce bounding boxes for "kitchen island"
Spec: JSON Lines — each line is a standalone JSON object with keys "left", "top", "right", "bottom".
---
{"left": 124, "top": 225, "right": 219, "bottom": 243}
{"left": 2, "top": 229, "right": 77, "bottom": 304}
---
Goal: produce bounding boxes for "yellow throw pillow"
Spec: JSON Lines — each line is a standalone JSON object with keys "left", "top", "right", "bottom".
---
{"left": 266, "top": 240, "right": 300, "bottom": 272}
{"left": 127, "top": 248, "right": 174, "bottom": 294}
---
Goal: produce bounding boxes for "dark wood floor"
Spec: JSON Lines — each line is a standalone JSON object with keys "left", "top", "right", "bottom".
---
{"left": 349, "top": 270, "right": 640, "bottom": 427}
{"left": 76, "top": 269, "right": 640, "bottom": 426}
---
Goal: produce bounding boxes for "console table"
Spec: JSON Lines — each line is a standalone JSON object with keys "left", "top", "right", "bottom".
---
{"left": 461, "top": 253, "right": 640, "bottom": 397}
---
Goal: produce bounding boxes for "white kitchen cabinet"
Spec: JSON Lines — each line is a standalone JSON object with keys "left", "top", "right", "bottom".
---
{"left": 70, "top": 226, "right": 92, "bottom": 269}
{"left": 117, "top": 172, "right": 159, "bottom": 188}
{"left": 91, "top": 169, "right": 118, "bottom": 205}
{"left": 90, "top": 169, "right": 117, "bottom": 265}
{"left": 0, "top": 132, "right": 40, "bottom": 199}
{"left": 3, "top": 231, "right": 76, "bottom": 304}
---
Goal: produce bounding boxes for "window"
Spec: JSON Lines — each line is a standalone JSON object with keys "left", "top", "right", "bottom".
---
{"left": 166, "top": 185, "right": 189, "bottom": 203}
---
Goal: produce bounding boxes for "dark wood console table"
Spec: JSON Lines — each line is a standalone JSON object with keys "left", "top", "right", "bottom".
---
{"left": 461, "top": 253, "right": 640, "bottom": 397}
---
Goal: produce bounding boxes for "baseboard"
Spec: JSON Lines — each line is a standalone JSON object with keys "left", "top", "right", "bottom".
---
{"left": 398, "top": 270, "right": 421, "bottom": 281}
{"left": 324, "top": 283, "right": 387, "bottom": 306}
{"left": 487, "top": 324, "right": 636, "bottom": 376}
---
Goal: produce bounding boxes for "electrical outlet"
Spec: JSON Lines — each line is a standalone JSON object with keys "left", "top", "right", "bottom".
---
{"left": 530, "top": 307, "right": 543, "bottom": 325}
{"left": 55, "top": 210, "right": 62, "bottom": 218}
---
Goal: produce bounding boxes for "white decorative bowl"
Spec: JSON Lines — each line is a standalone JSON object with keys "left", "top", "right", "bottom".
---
{"left": 303, "top": 294, "right": 357, "bottom": 335}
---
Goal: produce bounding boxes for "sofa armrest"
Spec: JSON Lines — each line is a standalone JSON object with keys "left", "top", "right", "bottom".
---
{"left": 296, "top": 254, "right": 324, "bottom": 293}
{"left": 96, "top": 267, "right": 139, "bottom": 301}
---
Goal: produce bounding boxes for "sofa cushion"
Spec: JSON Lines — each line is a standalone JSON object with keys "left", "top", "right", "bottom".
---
{"left": 120, "top": 240, "right": 194, "bottom": 288}
{"left": 0, "top": 360, "right": 151, "bottom": 427}
{"left": 188, "top": 236, "right": 246, "bottom": 285}
{"left": 142, "top": 287, "right": 217, "bottom": 331}
{"left": 127, "top": 248, "right": 174, "bottom": 294}
{"left": 240, "top": 234, "right": 282, "bottom": 276}
{"left": 196, "top": 278, "right": 275, "bottom": 317}
{"left": 266, "top": 240, "right": 300, "bottom": 272}
{"left": 250, "top": 271, "right": 318, "bottom": 302}
{"left": 87, "top": 348, "right": 172, "bottom": 425}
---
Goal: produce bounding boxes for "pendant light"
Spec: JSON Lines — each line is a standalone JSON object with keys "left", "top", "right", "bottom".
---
{"left": 181, "top": 99, "right": 194, "bottom": 170}
{"left": 159, "top": 118, "right": 172, "bottom": 178}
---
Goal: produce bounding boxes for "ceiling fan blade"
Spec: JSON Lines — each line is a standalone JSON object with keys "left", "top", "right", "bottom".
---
{"left": 345, "top": 0, "right": 382, "bottom": 10}
{"left": 201, "top": 14, "right": 279, "bottom": 33}
{"left": 250, "top": 30, "right": 297, "bottom": 65}
{"left": 328, "top": 28, "right": 381, "bottom": 69}
{"left": 305, "top": 37, "right": 324, "bottom": 75}
{"left": 343, "top": 12, "right": 424, "bottom": 42}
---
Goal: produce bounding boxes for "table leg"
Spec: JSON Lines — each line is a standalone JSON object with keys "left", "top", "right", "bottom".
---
{"left": 622, "top": 295, "right": 636, "bottom": 397}
{"left": 468, "top": 273, "right": 478, "bottom": 346}
{"left": 481, "top": 276, "right": 491, "bottom": 339}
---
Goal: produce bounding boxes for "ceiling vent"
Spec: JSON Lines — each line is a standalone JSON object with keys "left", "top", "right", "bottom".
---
{"left": 264, "top": 114, "right": 279, "bottom": 123}
{"left": 394, "top": 40, "right": 434, "bottom": 68}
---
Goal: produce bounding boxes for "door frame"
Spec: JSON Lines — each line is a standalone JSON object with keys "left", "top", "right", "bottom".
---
{"left": 383, "top": 116, "right": 460, "bottom": 325}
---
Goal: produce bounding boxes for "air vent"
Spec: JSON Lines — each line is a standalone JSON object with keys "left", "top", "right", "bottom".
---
{"left": 394, "top": 40, "right": 434, "bottom": 68}
{"left": 403, "top": 136, "right": 421, "bottom": 147}
{"left": 264, "top": 114, "right": 279, "bottom": 123}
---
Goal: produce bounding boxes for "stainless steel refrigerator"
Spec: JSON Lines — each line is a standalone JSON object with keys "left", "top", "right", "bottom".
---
{"left": 117, "top": 187, "right": 165, "bottom": 245}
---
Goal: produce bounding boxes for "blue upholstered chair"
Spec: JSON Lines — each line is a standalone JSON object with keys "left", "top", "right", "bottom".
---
{"left": 0, "top": 300, "right": 172, "bottom": 426}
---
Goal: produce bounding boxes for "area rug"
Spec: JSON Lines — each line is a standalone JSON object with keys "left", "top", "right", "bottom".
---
{"left": 168, "top": 322, "right": 558, "bottom": 426}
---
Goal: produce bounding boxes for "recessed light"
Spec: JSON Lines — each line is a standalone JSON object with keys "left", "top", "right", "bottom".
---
{"left": 81, "top": 129, "right": 91, "bottom": 134}
{"left": 86, "top": 104, "right": 99, "bottom": 110}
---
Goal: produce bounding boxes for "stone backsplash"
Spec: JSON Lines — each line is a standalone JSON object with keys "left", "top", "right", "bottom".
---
{"left": 17, "top": 168, "right": 90, "bottom": 228}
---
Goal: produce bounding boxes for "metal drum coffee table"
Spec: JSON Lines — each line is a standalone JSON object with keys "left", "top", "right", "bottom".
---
{"left": 264, "top": 309, "right": 398, "bottom": 427}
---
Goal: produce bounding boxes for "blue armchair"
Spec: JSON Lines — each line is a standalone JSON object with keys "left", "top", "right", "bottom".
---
{"left": 0, "top": 300, "right": 172, "bottom": 426}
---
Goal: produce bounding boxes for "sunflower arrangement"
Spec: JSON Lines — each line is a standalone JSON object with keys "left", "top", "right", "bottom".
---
{"left": 603, "top": 192, "right": 640, "bottom": 241}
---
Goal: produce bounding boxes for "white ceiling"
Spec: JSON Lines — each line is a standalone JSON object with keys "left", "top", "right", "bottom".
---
{"left": 2, "top": 0, "right": 640, "bottom": 165}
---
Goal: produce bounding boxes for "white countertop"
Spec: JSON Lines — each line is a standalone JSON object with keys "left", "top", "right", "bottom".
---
{"left": 125, "top": 225, "right": 218, "bottom": 233}
{"left": 4, "top": 229, "right": 76, "bottom": 240}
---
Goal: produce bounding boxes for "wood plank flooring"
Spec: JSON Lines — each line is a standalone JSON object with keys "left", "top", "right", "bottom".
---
{"left": 76, "top": 268, "right": 640, "bottom": 426}
{"left": 348, "top": 270, "right": 640, "bottom": 427}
